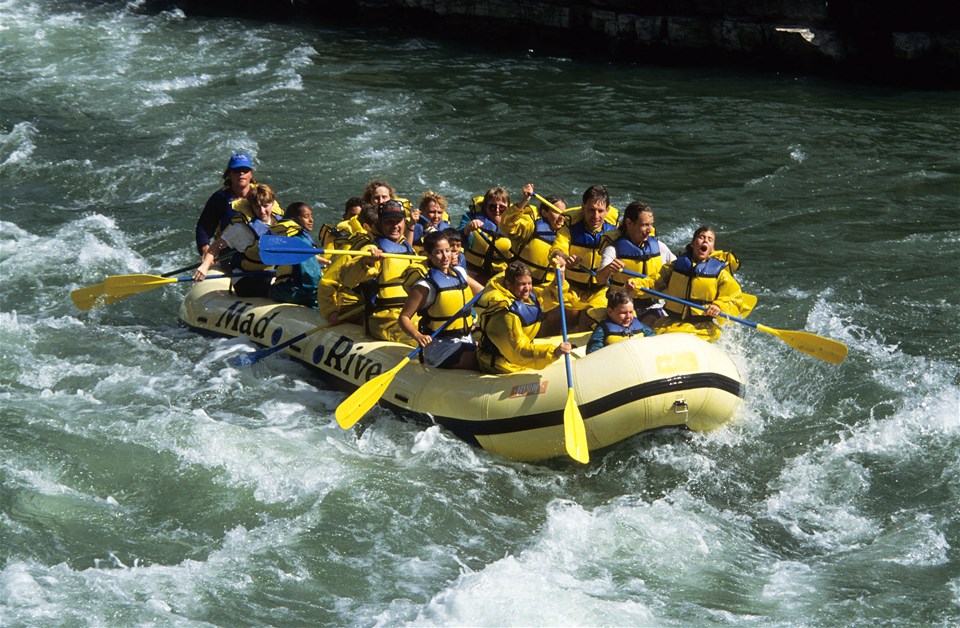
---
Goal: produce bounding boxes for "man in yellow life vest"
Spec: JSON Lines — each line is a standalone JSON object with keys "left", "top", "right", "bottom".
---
{"left": 594, "top": 200, "right": 676, "bottom": 327}
{"left": 339, "top": 200, "right": 418, "bottom": 344}
{"left": 628, "top": 225, "right": 754, "bottom": 342}
{"left": 548, "top": 184, "right": 617, "bottom": 331}
{"left": 475, "top": 261, "right": 572, "bottom": 374}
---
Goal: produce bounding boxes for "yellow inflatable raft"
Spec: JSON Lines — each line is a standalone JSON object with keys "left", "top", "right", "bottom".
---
{"left": 178, "top": 278, "right": 744, "bottom": 462}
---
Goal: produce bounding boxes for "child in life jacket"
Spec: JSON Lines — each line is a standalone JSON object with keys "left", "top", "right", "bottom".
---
{"left": 586, "top": 289, "right": 654, "bottom": 354}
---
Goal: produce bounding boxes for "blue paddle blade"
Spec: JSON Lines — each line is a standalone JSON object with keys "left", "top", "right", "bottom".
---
{"left": 258, "top": 235, "right": 324, "bottom": 265}
{"left": 231, "top": 352, "right": 258, "bottom": 367}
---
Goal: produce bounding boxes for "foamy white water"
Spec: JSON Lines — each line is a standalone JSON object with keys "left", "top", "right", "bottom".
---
{"left": 1, "top": 0, "right": 958, "bottom": 625}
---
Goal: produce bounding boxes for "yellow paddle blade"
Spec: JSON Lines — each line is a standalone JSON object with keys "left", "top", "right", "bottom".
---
{"left": 71, "top": 283, "right": 136, "bottom": 311}
{"left": 71, "top": 282, "right": 108, "bottom": 311}
{"left": 757, "top": 324, "right": 848, "bottom": 365}
{"left": 563, "top": 387, "right": 589, "bottom": 464}
{"left": 335, "top": 357, "right": 411, "bottom": 429}
{"left": 101, "top": 274, "right": 178, "bottom": 297}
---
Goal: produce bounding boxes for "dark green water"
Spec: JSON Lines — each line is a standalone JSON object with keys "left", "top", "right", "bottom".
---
{"left": 1, "top": 1, "right": 958, "bottom": 625}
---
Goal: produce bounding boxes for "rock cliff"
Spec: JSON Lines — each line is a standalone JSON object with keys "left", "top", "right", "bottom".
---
{"left": 176, "top": 0, "right": 960, "bottom": 86}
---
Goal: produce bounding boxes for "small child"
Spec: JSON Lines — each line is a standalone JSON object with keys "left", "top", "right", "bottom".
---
{"left": 441, "top": 227, "right": 467, "bottom": 269}
{"left": 586, "top": 289, "right": 654, "bottom": 354}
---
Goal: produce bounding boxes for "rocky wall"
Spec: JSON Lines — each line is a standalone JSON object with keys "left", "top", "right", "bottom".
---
{"left": 176, "top": 0, "right": 960, "bottom": 86}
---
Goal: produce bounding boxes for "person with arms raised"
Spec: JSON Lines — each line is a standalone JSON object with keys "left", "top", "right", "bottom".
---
{"left": 501, "top": 183, "right": 568, "bottom": 335}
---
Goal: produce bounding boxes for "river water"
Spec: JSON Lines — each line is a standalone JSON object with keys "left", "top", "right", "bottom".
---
{"left": 2, "top": 1, "right": 958, "bottom": 625}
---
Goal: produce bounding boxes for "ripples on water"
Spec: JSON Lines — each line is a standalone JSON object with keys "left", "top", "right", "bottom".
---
{"left": 1, "top": 0, "right": 959, "bottom": 624}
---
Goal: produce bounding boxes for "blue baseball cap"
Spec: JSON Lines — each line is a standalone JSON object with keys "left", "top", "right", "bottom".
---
{"left": 227, "top": 152, "right": 253, "bottom": 170}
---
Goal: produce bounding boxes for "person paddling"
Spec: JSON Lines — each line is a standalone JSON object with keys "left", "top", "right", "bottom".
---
{"left": 628, "top": 225, "right": 754, "bottom": 342}
{"left": 398, "top": 231, "right": 484, "bottom": 369}
{"left": 475, "top": 261, "right": 572, "bottom": 374}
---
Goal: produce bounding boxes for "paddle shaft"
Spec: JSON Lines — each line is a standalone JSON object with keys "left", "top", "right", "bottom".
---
{"left": 471, "top": 227, "right": 512, "bottom": 264}
{"left": 258, "top": 234, "right": 424, "bottom": 266}
{"left": 556, "top": 269, "right": 590, "bottom": 464}
{"left": 161, "top": 251, "right": 235, "bottom": 277}
{"left": 235, "top": 306, "right": 364, "bottom": 366}
{"left": 335, "top": 290, "right": 484, "bottom": 429}
{"left": 614, "top": 267, "right": 760, "bottom": 328}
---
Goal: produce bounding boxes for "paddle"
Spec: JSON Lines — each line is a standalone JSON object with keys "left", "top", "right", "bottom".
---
{"left": 258, "top": 234, "right": 424, "bottom": 266}
{"left": 534, "top": 193, "right": 563, "bottom": 214}
{"left": 334, "top": 291, "right": 484, "bottom": 430}
{"left": 233, "top": 306, "right": 364, "bottom": 367}
{"left": 71, "top": 255, "right": 230, "bottom": 311}
{"left": 471, "top": 227, "right": 513, "bottom": 263}
{"left": 616, "top": 267, "right": 848, "bottom": 365}
{"left": 555, "top": 269, "right": 590, "bottom": 464}
{"left": 100, "top": 271, "right": 273, "bottom": 297}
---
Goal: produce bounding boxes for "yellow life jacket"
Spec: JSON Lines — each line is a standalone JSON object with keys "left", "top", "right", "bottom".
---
{"left": 513, "top": 217, "right": 559, "bottom": 284}
{"left": 563, "top": 205, "right": 620, "bottom": 227}
{"left": 560, "top": 216, "right": 616, "bottom": 290}
{"left": 599, "top": 318, "right": 652, "bottom": 344}
{"left": 662, "top": 254, "right": 727, "bottom": 320}
{"left": 605, "top": 232, "right": 667, "bottom": 294}
{"left": 403, "top": 265, "right": 473, "bottom": 334}
{"left": 230, "top": 197, "right": 284, "bottom": 226}
{"left": 463, "top": 216, "right": 512, "bottom": 280}
{"left": 270, "top": 220, "right": 322, "bottom": 291}
{"left": 238, "top": 219, "right": 297, "bottom": 272}
{"left": 477, "top": 275, "right": 542, "bottom": 357}
{"left": 362, "top": 237, "right": 416, "bottom": 312}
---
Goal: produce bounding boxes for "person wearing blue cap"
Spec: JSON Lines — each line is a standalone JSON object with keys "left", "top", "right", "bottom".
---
{"left": 194, "top": 152, "right": 257, "bottom": 258}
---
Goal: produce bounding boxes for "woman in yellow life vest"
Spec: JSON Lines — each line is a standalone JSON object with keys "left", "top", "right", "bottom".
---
{"left": 338, "top": 200, "right": 418, "bottom": 344}
{"left": 398, "top": 231, "right": 484, "bottom": 369}
{"left": 475, "top": 261, "right": 572, "bottom": 374}
{"left": 461, "top": 186, "right": 515, "bottom": 284}
{"left": 628, "top": 226, "right": 755, "bottom": 342}
{"left": 193, "top": 184, "right": 286, "bottom": 297}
